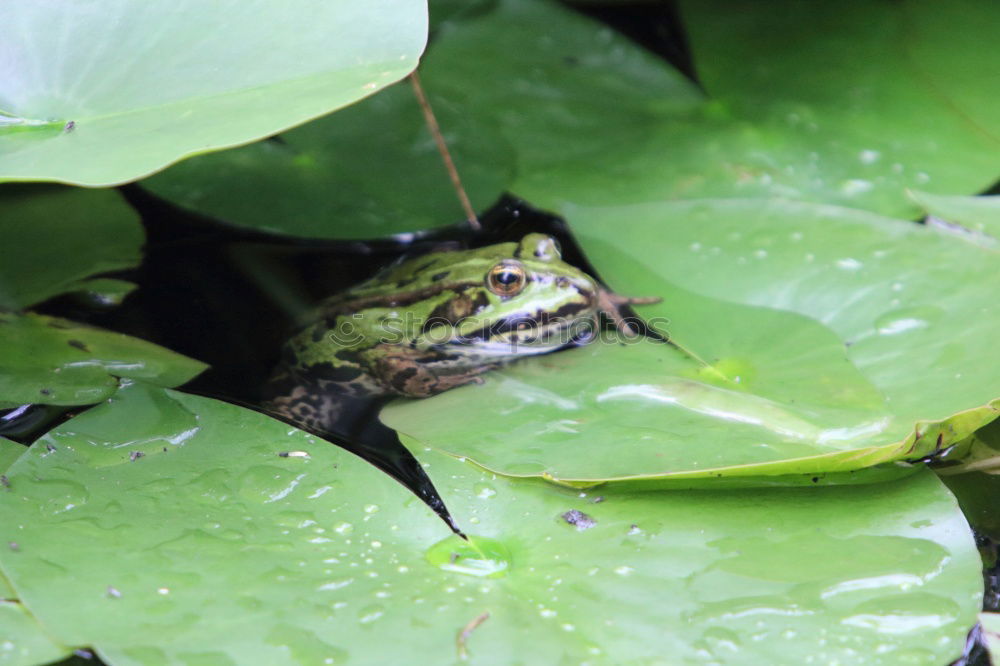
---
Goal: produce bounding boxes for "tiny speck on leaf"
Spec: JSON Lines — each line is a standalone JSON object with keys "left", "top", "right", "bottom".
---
{"left": 64, "top": 120, "right": 76, "bottom": 132}
{"left": 562, "top": 509, "right": 597, "bottom": 531}
{"left": 0, "top": 475, "right": 9, "bottom": 489}
{"left": 129, "top": 451, "right": 144, "bottom": 462}
{"left": 106, "top": 586, "right": 122, "bottom": 598}
{"left": 8, "top": 542, "right": 19, "bottom": 552}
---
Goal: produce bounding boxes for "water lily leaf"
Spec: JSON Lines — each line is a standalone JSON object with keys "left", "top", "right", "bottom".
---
{"left": 383, "top": 198, "right": 999, "bottom": 484}
{"left": 665, "top": 0, "right": 1000, "bottom": 216}
{"left": 0, "top": 601, "right": 70, "bottom": 666}
{"left": 0, "top": 0, "right": 427, "bottom": 186}
{"left": 909, "top": 190, "right": 1000, "bottom": 246}
{"left": 0, "top": 383, "right": 982, "bottom": 664}
{"left": 0, "top": 312, "right": 206, "bottom": 408}
{"left": 0, "top": 186, "right": 142, "bottom": 311}
{"left": 140, "top": 0, "right": 1000, "bottom": 238}
{"left": 142, "top": 82, "right": 515, "bottom": 239}
{"left": 137, "top": 0, "right": 701, "bottom": 237}
{"left": 0, "top": 438, "right": 24, "bottom": 474}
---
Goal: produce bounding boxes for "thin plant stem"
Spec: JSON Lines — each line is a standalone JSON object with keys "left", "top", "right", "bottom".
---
{"left": 408, "top": 71, "right": 481, "bottom": 231}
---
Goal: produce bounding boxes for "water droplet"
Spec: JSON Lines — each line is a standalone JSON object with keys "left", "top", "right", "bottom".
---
{"left": 357, "top": 604, "right": 384, "bottom": 624}
{"left": 474, "top": 483, "right": 497, "bottom": 499}
{"left": 859, "top": 149, "right": 880, "bottom": 164}
{"left": 363, "top": 504, "right": 380, "bottom": 514}
{"left": 836, "top": 258, "right": 863, "bottom": 271}
{"left": 333, "top": 522, "right": 353, "bottom": 535}
{"left": 318, "top": 577, "right": 354, "bottom": 592}
{"left": 35, "top": 479, "right": 90, "bottom": 515}
{"left": 426, "top": 535, "right": 512, "bottom": 578}
{"left": 874, "top": 306, "right": 942, "bottom": 336}
{"left": 841, "top": 179, "right": 873, "bottom": 196}
{"left": 613, "top": 565, "right": 634, "bottom": 576}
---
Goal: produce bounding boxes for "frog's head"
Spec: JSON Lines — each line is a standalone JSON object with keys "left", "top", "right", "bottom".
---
{"left": 416, "top": 233, "right": 603, "bottom": 360}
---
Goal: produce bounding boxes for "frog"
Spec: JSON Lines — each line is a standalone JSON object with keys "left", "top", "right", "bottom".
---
{"left": 264, "top": 233, "right": 659, "bottom": 434}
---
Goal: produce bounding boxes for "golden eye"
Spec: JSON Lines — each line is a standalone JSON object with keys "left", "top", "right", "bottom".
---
{"left": 486, "top": 261, "right": 527, "bottom": 297}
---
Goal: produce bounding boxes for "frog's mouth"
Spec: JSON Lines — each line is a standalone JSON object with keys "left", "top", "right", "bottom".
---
{"left": 446, "top": 307, "right": 600, "bottom": 359}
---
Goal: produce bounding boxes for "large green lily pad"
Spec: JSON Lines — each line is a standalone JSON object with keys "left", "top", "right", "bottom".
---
{"left": 0, "top": 383, "right": 982, "bottom": 664}
{"left": 140, "top": 0, "right": 1000, "bottom": 238}
{"left": 0, "top": 185, "right": 142, "bottom": 310}
{"left": 0, "top": 0, "right": 427, "bottom": 186}
{"left": 143, "top": 81, "right": 515, "bottom": 238}
{"left": 382, "top": 198, "right": 999, "bottom": 484}
{"left": 0, "top": 312, "right": 206, "bottom": 408}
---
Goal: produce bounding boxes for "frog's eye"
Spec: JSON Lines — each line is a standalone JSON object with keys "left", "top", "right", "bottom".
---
{"left": 486, "top": 261, "right": 527, "bottom": 297}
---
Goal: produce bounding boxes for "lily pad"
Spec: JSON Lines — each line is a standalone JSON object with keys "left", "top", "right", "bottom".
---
{"left": 383, "top": 198, "right": 999, "bottom": 484}
{"left": 664, "top": 0, "right": 1000, "bottom": 216}
{"left": 0, "top": 312, "right": 207, "bottom": 408}
{"left": 0, "top": 438, "right": 25, "bottom": 474}
{"left": 143, "top": 81, "right": 516, "bottom": 239}
{"left": 0, "top": 185, "right": 142, "bottom": 310}
{"left": 0, "top": 601, "right": 70, "bottom": 666}
{"left": 138, "top": 0, "right": 702, "bottom": 237}
{"left": 0, "top": 0, "right": 427, "bottom": 186}
{"left": 0, "top": 383, "right": 982, "bottom": 664}
{"left": 140, "top": 0, "right": 1000, "bottom": 238}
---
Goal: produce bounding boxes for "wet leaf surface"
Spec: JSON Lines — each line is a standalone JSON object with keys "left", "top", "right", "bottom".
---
{"left": 0, "top": 383, "right": 982, "bottom": 664}
{"left": 0, "top": 313, "right": 206, "bottom": 408}
{"left": 0, "top": 186, "right": 142, "bottom": 311}
{"left": 0, "top": 0, "right": 427, "bottom": 185}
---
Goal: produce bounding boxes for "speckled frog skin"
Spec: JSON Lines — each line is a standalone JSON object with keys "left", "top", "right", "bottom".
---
{"left": 265, "top": 233, "right": 656, "bottom": 432}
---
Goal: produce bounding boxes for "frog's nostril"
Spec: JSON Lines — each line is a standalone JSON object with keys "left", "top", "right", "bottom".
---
{"left": 556, "top": 277, "right": 570, "bottom": 289}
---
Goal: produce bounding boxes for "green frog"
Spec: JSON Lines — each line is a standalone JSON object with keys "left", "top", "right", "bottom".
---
{"left": 264, "top": 233, "right": 658, "bottom": 433}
